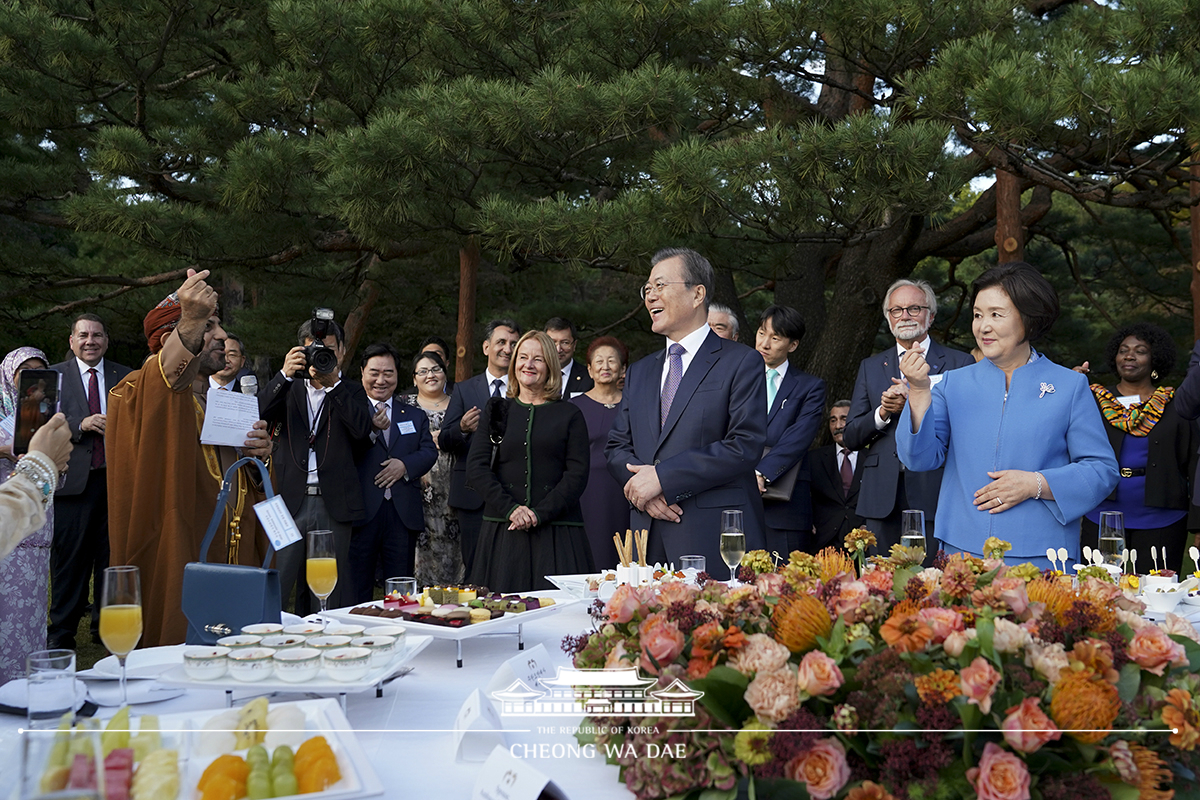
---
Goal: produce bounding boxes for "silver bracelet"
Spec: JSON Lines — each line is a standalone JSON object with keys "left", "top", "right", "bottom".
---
{"left": 14, "top": 454, "right": 56, "bottom": 508}
{"left": 1034, "top": 472, "right": 1043, "bottom": 501}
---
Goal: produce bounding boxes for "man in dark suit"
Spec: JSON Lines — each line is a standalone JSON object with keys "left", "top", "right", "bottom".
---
{"left": 753, "top": 305, "right": 826, "bottom": 556}
{"left": 707, "top": 303, "right": 739, "bottom": 341}
{"left": 810, "top": 400, "right": 865, "bottom": 551}
{"left": 606, "top": 247, "right": 767, "bottom": 569}
{"left": 842, "top": 279, "right": 974, "bottom": 553}
{"left": 48, "top": 313, "right": 132, "bottom": 649}
{"left": 545, "top": 317, "right": 593, "bottom": 398}
{"left": 350, "top": 343, "right": 437, "bottom": 603}
{"left": 260, "top": 315, "right": 375, "bottom": 614}
{"left": 438, "top": 319, "right": 521, "bottom": 577}
{"left": 209, "top": 332, "right": 247, "bottom": 392}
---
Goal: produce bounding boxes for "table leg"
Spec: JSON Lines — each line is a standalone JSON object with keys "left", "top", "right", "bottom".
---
{"left": 339, "top": 693, "right": 347, "bottom": 714}
{"left": 225, "top": 690, "right": 233, "bottom": 709}
{"left": 456, "top": 639, "right": 463, "bottom": 669}
{"left": 518, "top": 623, "right": 525, "bottom": 650}
{"left": 376, "top": 683, "right": 383, "bottom": 699}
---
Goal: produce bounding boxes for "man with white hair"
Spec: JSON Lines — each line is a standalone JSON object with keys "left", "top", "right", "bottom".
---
{"left": 707, "top": 303, "right": 739, "bottom": 341}
{"left": 841, "top": 279, "right": 973, "bottom": 554}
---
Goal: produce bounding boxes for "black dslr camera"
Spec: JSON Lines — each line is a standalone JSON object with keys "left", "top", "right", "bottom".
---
{"left": 295, "top": 307, "right": 340, "bottom": 378}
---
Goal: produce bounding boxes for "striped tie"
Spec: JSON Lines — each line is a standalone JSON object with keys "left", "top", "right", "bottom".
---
{"left": 660, "top": 343, "right": 685, "bottom": 427}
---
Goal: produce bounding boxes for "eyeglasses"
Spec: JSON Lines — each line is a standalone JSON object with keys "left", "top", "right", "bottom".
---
{"left": 886, "top": 305, "right": 930, "bottom": 319}
{"left": 415, "top": 366, "right": 444, "bottom": 377}
{"left": 639, "top": 280, "right": 692, "bottom": 300}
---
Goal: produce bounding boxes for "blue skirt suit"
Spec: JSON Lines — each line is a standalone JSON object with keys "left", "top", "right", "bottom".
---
{"left": 896, "top": 354, "right": 1119, "bottom": 567}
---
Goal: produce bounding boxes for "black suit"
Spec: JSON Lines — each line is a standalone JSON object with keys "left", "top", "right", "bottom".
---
{"left": 350, "top": 398, "right": 437, "bottom": 602}
{"left": 48, "top": 357, "right": 131, "bottom": 648}
{"left": 810, "top": 444, "right": 865, "bottom": 552}
{"left": 842, "top": 340, "right": 974, "bottom": 552}
{"left": 758, "top": 365, "right": 826, "bottom": 555}
{"left": 561, "top": 360, "right": 593, "bottom": 397}
{"left": 438, "top": 371, "right": 503, "bottom": 575}
{"left": 260, "top": 372, "right": 374, "bottom": 613}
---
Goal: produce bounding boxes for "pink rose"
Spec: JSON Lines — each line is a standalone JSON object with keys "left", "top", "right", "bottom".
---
{"left": 1161, "top": 613, "right": 1200, "bottom": 644}
{"left": 746, "top": 666, "right": 801, "bottom": 723}
{"left": 943, "top": 628, "right": 977, "bottom": 658}
{"left": 1024, "top": 640, "right": 1068, "bottom": 684}
{"left": 992, "top": 577, "right": 1030, "bottom": 617}
{"left": 638, "top": 613, "right": 685, "bottom": 675}
{"left": 729, "top": 632, "right": 791, "bottom": 676}
{"left": 918, "top": 607, "right": 965, "bottom": 644}
{"left": 992, "top": 618, "right": 1029, "bottom": 654}
{"left": 967, "top": 742, "right": 1031, "bottom": 800}
{"left": 1128, "top": 625, "right": 1188, "bottom": 676}
{"left": 960, "top": 656, "right": 1002, "bottom": 714}
{"left": 785, "top": 738, "right": 851, "bottom": 800}
{"left": 1001, "top": 697, "right": 1061, "bottom": 753}
{"left": 861, "top": 568, "right": 894, "bottom": 594}
{"left": 656, "top": 580, "right": 697, "bottom": 608}
{"left": 834, "top": 581, "right": 870, "bottom": 616}
{"left": 607, "top": 584, "right": 650, "bottom": 623}
{"left": 756, "top": 571, "right": 786, "bottom": 597}
{"left": 797, "top": 650, "right": 845, "bottom": 697}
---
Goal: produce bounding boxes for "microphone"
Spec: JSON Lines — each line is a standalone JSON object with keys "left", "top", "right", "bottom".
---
{"left": 239, "top": 374, "right": 258, "bottom": 397}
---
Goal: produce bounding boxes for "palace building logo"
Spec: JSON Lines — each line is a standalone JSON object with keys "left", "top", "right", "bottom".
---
{"left": 490, "top": 665, "right": 704, "bottom": 717}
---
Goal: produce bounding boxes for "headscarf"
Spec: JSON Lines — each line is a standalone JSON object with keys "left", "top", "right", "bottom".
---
{"left": 1, "top": 346, "right": 49, "bottom": 419}
{"left": 144, "top": 292, "right": 182, "bottom": 354}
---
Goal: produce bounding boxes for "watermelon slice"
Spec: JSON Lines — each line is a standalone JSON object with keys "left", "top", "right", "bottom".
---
{"left": 66, "top": 753, "right": 96, "bottom": 790}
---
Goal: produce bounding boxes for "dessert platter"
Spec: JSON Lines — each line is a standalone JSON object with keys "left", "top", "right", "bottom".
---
{"left": 20, "top": 698, "right": 381, "bottom": 800}
{"left": 322, "top": 586, "right": 577, "bottom": 668}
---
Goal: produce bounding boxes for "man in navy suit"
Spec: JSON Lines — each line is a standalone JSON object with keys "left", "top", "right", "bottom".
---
{"left": 438, "top": 319, "right": 521, "bottom": 577}
{"left": 48, "top": 313, "right": 132, "bottom": 649}
{"left": 209, "top": 333, "right": 247, "bottom": 392}
{"left": 545, "top": 317, "right": 593, "bottom": 398}
{"left": 753, "top": 305, "right": 826, "bottom": 556}
{"left": 260, "top": 316, "right": 376, "bottom": 614}
{"left": 350, "top": 344, "right": 437, "bottom": 603}
{"left": 842, "top": 279, "right": 974, "bottom": 553}
{"left": 810, "top": 400, "right": 866, "bottom": 551}
{"left": 606, "top": 247, "right": 767, "bottom": 569}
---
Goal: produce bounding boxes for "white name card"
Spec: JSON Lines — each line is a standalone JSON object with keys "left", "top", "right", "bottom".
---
{"left": 454, "top": 687, "right": 507, "bottom": 763}
{"left": 471, "top": 745, "right": 567, "bottom": 800}
{"left": 485, "top": 643, "right": 553, "bottom": 699}
{"left": 254, "top": 495, "right": 302, "bottom": 550}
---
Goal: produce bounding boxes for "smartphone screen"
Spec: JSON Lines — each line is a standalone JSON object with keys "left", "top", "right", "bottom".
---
{"left": 13, "top": 369, "right": 62, "bottom": 455}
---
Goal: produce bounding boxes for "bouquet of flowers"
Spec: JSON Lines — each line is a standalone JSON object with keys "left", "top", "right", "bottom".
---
{"left": 564, "top": 535, "right": 1200, "bottom": 800}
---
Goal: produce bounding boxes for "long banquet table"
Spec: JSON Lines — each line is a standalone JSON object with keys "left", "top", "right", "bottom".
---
{"left": 0, "top": 595, "right": 636, "bottom": 798}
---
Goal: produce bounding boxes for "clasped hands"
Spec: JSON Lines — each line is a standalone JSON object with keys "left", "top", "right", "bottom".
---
{"left": 374, "top": 458, "right": 407, "bottom": 488}
{"left": 972, "top": 470, "right": 1043, "bottom": 514}
{"left": 625, "top": 463, "right": 683, "bottom": 522}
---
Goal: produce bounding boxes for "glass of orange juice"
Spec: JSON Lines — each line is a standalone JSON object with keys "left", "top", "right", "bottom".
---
{"left": 306, "top": 530, "right": 337, "bottom": 615}
{"left": 100, "top": 565, "right": 142, "bottom": 706}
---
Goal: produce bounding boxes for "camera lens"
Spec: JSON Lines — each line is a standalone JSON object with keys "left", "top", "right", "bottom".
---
{"left": 310, "top": 346, "right": 339, "bottom": 374}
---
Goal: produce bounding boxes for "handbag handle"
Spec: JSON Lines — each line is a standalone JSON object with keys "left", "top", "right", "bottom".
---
{"left": 197, "top": 456, "right": 276, "bottom": 569}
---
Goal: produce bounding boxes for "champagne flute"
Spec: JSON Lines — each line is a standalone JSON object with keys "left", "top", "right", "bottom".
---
{"left": 1098, "top": 511, "right": 1125, "bottom": 567}
{"left": 719, "top": 510, "right": 745, "bottom": 585}
{"left": 306, "top": 529, "right": 338, "bottom": 615}
{"left": 99, "top": 565, "right": 142, "bottom": 706}
{"left": 900, "top": 509, "right": 926, "bottom": 561}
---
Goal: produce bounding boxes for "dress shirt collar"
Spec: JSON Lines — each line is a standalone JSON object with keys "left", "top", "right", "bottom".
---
{"left": 369, "top": 395, "right": 392, "bottom": 414}
{"left": 484, "top": 369, "right": 509, "bottom": 395}
{"left": 766, "top": 359, "right": 790, "bottom": 382}
{"left": 76, "top": 356, "right": 105, "bottom": 377}
{"left": 896, "top": 336, "right": 929, "bottom": 358}
{"left": 209, "top": 375, "right": 230, "bottom": 391}
{"left": 667, "top": 324, "right": 712, "bottom": 360}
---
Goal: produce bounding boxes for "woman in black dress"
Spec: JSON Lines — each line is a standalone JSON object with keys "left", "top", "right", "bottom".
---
{"left": 569, "top": 336, "right": 629, "bottom": 569}
{"left": 468, "top": 331, "right": 593, "bottom": 591}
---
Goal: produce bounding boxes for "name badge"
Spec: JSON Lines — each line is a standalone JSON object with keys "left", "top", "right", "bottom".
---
{"left": 398, "top": 420, "right": 417, "bottom": 435}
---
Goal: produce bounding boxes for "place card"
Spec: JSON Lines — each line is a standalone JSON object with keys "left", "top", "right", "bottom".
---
{"left": 485, "top": 643, "right": 553, "bottom": 699}
{"left": 454, "top": 687, "right": 506, "bottom": 762}
{"left": 254, "top": 495, "right": 302, "bottom": 550}
{"left": 471, "top": 745, "right": 568, "bottom": 800}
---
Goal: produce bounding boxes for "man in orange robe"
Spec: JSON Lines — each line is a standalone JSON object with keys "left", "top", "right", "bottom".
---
{"left": 107, "top": 269, "right": 273, "bottom": 647}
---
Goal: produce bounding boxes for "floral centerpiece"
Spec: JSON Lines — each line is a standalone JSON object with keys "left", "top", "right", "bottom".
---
{"left": 563, "top": 535, "right": 1200, "bottom": 799}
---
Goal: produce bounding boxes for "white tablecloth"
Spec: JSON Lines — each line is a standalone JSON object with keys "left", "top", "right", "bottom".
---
{"left": 0, "top": 599, "right": 636, "bottom": 798}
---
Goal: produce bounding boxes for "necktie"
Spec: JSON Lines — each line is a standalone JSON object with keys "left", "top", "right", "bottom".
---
{"left": 660, "top": 343, "right": 685, "bottom": 427}
{"left": 766, "top": 368, "right": 779, "bottom": 412}
{"left": 896, "top": 350, "right": 906, "bottom": 379}
{"left": 492, "top": 379, "right": 504, "bottom": 398}
{"left": 377, "top": 402, "right": 390, "bottom": 446}
{"left": 87, "top": 368, "right": 104, "bottom": 469}
{"left": 840, "top": 448, "right": 853, "bottom": 498}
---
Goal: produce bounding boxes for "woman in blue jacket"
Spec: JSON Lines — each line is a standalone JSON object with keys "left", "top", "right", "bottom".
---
{"left": 896, "top": 262, "right": 1118, "bottom": 568}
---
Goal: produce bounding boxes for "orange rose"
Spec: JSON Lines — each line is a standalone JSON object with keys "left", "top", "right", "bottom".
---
{"left": 1001, "top": 697, "right": 1061, "bottom": 753}
{"left": 638, "top": 612, "right": 685, "bottom": 674}
{"left": 846, "top": 782, "right": 897, "bottom": 800}
{"left": 967, "top": 742, "right": 1031, "bottom": 800}
{"left": 834, "top": 580, "right": 871, "bottom": 616}
{"left": 1128, "top": 625, "right": 1188, "bottom": 676}
{"left": 785, "top": 738, "right": 851, "bottom": 800}
{"left": 960, "top": 656, "right": 1002, "bottom": 715}
{"left": 861, "top": 567, "right": 894, "bottom": 594}
{"left": 607, "top": 584, "right": 650, "bottom": 623}
{"left": 797, "top": 650, "right": 844, "bottom": 697}
{"left": 917, "top": 607, "right": 964, "bottom": 644}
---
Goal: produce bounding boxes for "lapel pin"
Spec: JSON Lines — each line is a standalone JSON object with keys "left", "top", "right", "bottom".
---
{"left": 1038, "top": 382, "right": 1055, "bottom": 398}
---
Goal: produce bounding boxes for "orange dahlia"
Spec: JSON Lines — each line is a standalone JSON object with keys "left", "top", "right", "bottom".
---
{"left": 914, "top": 668, "right": 960, "bottom": 705}
{"left": 879, "top": 612, "right": 934, "bottom": 653}
{"left": 1161, "top": 688, "right": 1200, "bottom": 751}
{"left": 815, "top": 546, "right": 856, "bottom": 582}
{"left": 1049, "top": 670, "right": 1121, "bottom": 743}
{"left": 772, "top": 592, "right": 833, "bottom": 654}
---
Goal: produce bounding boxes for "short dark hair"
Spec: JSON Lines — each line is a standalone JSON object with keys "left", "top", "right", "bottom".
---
{"left": 759, "top": 305, "right": 806, "bottom": 342}
{"left": 1103, "top": 322, "right": 1177, "bottom": 381}
{"left": 831, "top": 399, "right": 852, "bottom": 411}
{"left": 412, "top": 348, "right": 448, "bottom": 376}
{"left": 223, "top": 332, "right": 245, "bottom": 353}
{"left": 651, "top": 247, "right": 714, "bottom": 311}
{"left": 298, "top": 317, "right": 346, "bottom": 346}
{"left": 361, "top": 342, "right": 402, "bottom": 372}
{"left": 482, "top": 319, "right": 521, "bottom": 343}
{"left": 417, "top": 334, "right": 450, "bottom": 359}
{"left": 71, "top": 313, "right": 108, "bottom": 336}
{"left": 585, "top": 336, "right": 629, "bottom": 366}
{"left": 970, "top": 262, "right": 1060, "bottom": 343}
{"left": 544, "top": 317, "right": 578, "bottom": 339}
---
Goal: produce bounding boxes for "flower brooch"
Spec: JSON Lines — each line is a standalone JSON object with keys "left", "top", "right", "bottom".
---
{"left": 1039, "top": 382, "right": 1055, "bottom": 398}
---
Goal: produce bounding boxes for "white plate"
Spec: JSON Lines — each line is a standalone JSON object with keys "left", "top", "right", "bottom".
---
{"left": 1143, "top": 605, "right": 1200, "bottom": 624}
{"left": 90, "top": 645, "right": 191, "bottom": 679}
{"left": 86, "top": 680, "right": 186, "bottom": 707}
{"left": 544, "top": 574, "right": 597, "bottom": 599}
{"left": 321, "top": 591, "right": 577, "bottom": 642}
{"left": 155, "top": 635, "right": 431, "bottom": 694}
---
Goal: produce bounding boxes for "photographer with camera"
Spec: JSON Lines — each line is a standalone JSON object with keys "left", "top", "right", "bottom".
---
{"left": 260, "top": 309, "right": 376, "bottom": 615}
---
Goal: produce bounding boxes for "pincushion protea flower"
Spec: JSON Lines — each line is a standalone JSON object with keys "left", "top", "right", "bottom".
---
{"left": 814, "top": 547, "right": 855, "bottom": 582}
{"left": 1025, "top": 577, "right": 1075, "bottom": 621}
{"left": 1109, "top": 741, "right": 1174, "bottom": 800}
{"left": 772, "top": 592, "right": 832, "bottom": 654}
{"left": 1049, "top": 670, "right": 1120, "bottom": 743}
